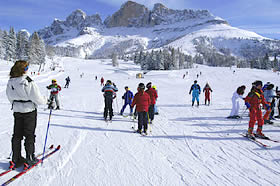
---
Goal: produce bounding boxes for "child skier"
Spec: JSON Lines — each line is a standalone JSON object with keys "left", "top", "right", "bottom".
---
{"left": 263, "top": 83, "right": 275, "bottom": 124}
{"left": 102, "top": 80, "right": 118, "bottom": 121}
{"left": 228, "top": 85, "right": 246, "bottom": 119}
{"left": 145, "top": 82, "right": 158, "bottom": 124}
{"left": 46, "top": 79, "right": 62, "bottom": 110}
{"left": 152, "top": 85, "right": 159, "bottom": 115}
{"left": 101, "top": 77, "right": 104, "bottom": 86}
{"left": 120, "top": 86, "right": 134, "bottom": 115}
{"left": 189, "top": 80, "right": 201, "bottom": 107}
{"left": 6, "top": 60, "right": 47, "bottom": 167}
{"left": 64, "top": 76, "right": 70, "bottom": 88}
{"left": 245, "top": 81, "right": 270, "bottom": 139}
{"left": 203, "top": 83, "right": 212, "bottom": 105}
{"left": 131, "top": 83, "right": 151, "bottom": 134}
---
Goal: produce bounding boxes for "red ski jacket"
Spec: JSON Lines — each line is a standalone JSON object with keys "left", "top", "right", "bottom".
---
{"left": 145, "top": 88, "right": 158, "bottom": 105}
{"left": 245, "top": 88, "right": 267, "bottom": 110}
{"left": 132, "top": 91, "right": 151, "bottom": 112}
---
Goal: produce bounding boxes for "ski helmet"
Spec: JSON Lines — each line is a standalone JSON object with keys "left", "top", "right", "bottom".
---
{"left": 146, "top": 82, "right": 152, "bottom": 88}
{"left": 138, "top": 83, "right": 145, "bottom": 90}
{"left": 52, "top": 79, "right": 57, "bottom": 83}
{"left": 106, "top": 80, "right": 112, "bottom": 85}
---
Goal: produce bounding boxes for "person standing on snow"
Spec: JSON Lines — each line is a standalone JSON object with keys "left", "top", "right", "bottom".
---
{"left": 189, "top": 80, "right": 201, "bottom": 107}
{"left": 46, "top": 79, "right": 62, "bottom": 110}
{"left": 145, "top": 82, "right": 158, "bottom": 124}
{"left": 64, "top": 76, "right": 70, "bottom": 88}
{"left": 228, "top": 85, "right": 246, "bottom": 119}
{"left": 120, "top": 86, "right": 134, "bottom": 115}
{"left": 6, "top": 60, "right": 47, "bottom": 167}
{"left": 245, "top": 81, "right": 270, "bottom": 139}
{"left": 101, "top": 77, "right": 104, "bottom": 86}
{"left": 203, "top": 83, "right": 212, "bottom": 105}
{"left": 102, "top": 80, "right": 118, "bottom": 121}
{"left": 131, "top": 83, "right": 151, "bottom": 134}
{"left": 263, "top": 83, "right": 275, "bottom": 124}
{"left": 152, "top": 85, "right": 159, "bottom": 115}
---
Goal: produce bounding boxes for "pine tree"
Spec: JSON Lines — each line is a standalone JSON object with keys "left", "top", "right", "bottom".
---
{"left": 28, "top": 32, "right": 46, "bottom": 65}
{"left": 5, "top": 27, "right": 17, "bottom": 61}
{"left": 0, "top": 29, "right": 5, "bottom": 59}
{"left": 16, "top": 30, "right": 29, "bottom": 60}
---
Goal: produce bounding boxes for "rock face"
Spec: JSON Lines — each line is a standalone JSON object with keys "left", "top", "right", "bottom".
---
{"left": 38, "top": 9, "right": 102, "bottom": 42}
{"left": 104, "top": 1, "right": 216, "bottom": 28}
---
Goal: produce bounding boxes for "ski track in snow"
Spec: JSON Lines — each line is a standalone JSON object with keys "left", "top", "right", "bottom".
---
{"left": 1, "top": 58, "right": 280, "bottom": 185}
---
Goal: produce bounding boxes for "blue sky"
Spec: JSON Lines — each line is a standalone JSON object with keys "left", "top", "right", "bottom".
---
{"left": 0, "top": 0, "right": 279, "bottom": 39}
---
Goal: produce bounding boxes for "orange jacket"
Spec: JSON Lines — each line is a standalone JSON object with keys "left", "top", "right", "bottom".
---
{"left": 245, "top": 88, "right": 267, "bottom": 110}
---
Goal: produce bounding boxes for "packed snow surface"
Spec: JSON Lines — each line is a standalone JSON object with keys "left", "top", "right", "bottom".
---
{"left": 0, "top": 58, "right": 280, "bottom": 185}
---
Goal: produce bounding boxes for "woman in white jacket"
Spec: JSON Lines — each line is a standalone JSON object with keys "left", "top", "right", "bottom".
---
{"left": 6, "top": 60, "right": 47, "bottom": 167}
{"left": 228, "top": 85, "right": 246, "bottom": 119}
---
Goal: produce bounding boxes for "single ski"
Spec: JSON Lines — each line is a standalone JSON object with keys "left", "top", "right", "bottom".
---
{"left": 0, "top": 145, "right": 54, "bottom": 177}
{"left": 1, "top": 145, "right": 60, "bottom": 186}
{"left": 240, "top": 134, "right": 270, "bottom": 148}
{"left": 253, "top": 133, "right": 279, "bottom": 143}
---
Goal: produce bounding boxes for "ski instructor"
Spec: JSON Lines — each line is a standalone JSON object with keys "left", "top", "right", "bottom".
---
{"left": 6, "top": 60, "right": 47, "bottom": 167}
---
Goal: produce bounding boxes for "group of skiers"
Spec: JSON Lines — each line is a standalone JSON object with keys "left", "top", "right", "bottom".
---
{"left": 228, "top": 80, "right": 280, "bottom": 139}
{"left": 101, "top": 80, "right": 158, "bottom": 135}
{"left": 189, "top": 80, "right": 213, "bottom": 106}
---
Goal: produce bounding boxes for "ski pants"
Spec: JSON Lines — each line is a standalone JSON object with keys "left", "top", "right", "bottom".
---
{"left": 154, "top": 104, "right": 158, "bottom": 113}
{"left": 138, "top": 111, "right": 148, "bottom": 132}
{"left": 192, "top": 93, "right": 199, "bottom": 103}
{"left": 263, "top": 102, "right": 272, "bottom": 120}
{"left": 121, "top": 102, "right": 133, "bottom": 114}
{"left": 104, "top": 97, "right": 113, "bottom": 120}
{"left": 230, "top": 100, "right": 240, "bottom": 116}
{"left": 12, "top": 110, "right": 37, "bottom": 162}
{"left": 248, "top": 108, "right": 264, "bottom": 133}
{"left": 148, "top": 104, "right": 155, "bottom": 121}
{"left": 49, "top": 94, "right": 60, "bottom": 108}
{"left": 64, "top": 82, "right": 69, "bottom": 88}
{"left": 205, "top": 93, "right": 210, "bottom": 103}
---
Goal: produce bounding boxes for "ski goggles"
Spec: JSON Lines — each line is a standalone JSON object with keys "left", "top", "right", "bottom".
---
{"left": 24, "top": 65, "right": 29, "bottom": 72}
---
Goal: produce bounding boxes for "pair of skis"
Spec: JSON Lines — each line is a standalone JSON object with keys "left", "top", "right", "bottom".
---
{"left": 241, "top": 134, "right": 279, "bottom": 148}
{"left": 1, "top": 145, "right": 60, "bottom": 186}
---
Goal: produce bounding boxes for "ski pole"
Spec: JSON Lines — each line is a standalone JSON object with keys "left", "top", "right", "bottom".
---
{"left": 116, "top": 95, "right": 119, "bottom": 113}
{"left": 42, "top": 108, "right": 52, "bottom": 164}
{"left": 147, "top": 112, "right": 152, "bottom": 133}
{"left": 7, "top": 151, "right": 12, "bottom": 159}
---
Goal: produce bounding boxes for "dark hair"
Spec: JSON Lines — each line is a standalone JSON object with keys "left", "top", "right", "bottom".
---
{"left": 9, "top": 60, "right": 29, "bottom": 78}
{"left": 124, "top": 86, "right": 128, "bottom": 89}
{"left": 138, "top": 83, "right": 145, "bottom": 90}
{"left": 146, "top": 82, "right": 152, "bottom": 88}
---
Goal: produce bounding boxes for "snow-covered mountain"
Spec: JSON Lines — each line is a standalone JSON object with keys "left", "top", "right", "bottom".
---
{"left": 38, "top": 1, "right": 280, "bottom": 59}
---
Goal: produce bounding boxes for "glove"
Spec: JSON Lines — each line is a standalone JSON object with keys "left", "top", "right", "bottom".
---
{"left": 122, "top": 96, "right": 124, "bottom": 99}
{"left": 265, "top": 104, "right": 270, "bottom": 110}
{"left": 189, "top": 92, "right": 191, "bottom": 95}
{"left": 245, "top": 102, "right": 250, "bottom": 109}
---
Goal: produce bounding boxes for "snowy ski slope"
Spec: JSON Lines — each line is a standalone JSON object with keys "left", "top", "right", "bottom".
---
{"left": 0, "top": 58, "right": 280, "bottom": 185}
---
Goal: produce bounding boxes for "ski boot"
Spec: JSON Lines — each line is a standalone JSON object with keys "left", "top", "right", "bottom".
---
{"left": 26, "top": 154, "right": 39, "bottom": 166}
{"left": 11, "top": 156, "right": 26, "bottom": 168}
{"left": 246, "top": 128, "right": 255, "bottom": 140}
{"left": 264, "top": 120, "right": 273, "bottom": 124}
{"left": 255, "top": 132, "right": 269, "bottom": 139}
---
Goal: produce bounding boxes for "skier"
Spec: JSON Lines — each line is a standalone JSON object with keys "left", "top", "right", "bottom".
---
{"left": 197, "top": 74, "right": 199, "bottom": 78}
{"left": 183, "top": 74, "right": 185, "bottom": 79}
{"left": 145, "top": 82, "right": 158, "bottom": 124}
{"left": 131, "top": 83, "right": 151, "bottom": 134}
{"left": 120, "top": 86, "right": 134, "bottom": 115}
{"left": 152, "top": 85, "right": 159, "bottom": 115}
{"left": 228, "top": 85, "right": 246, "bottom": 119}
{"left": 102, "top": 80, "right": 118, "bottom": 121}
{"left": 203, "top": 83, "right": 212, "bottom": 105}
{"left": 189, "top": 80, "right": 201, "bottom": 107}
{"left": 64, "top": 76, "right": 70, "bottom": 88}
{"left": 263, "top": 83, "right": 275, "bottom": 124}
{"left": 95, "top": 76, "right": 97, "bottom": 80}
{"left": 46, "top": 79, "right": 62, "bottom": 110}
{"left": 245, "top": 81, "right": 270, "bottom": 139}
{"left": 275, "top": 86, "right": 280, "bottom": 118}
{"left": 101, "top": 77, "right": 104, "bottom": 86}
{"left": 6, "top": 60, "right": 47, "bottom": 167}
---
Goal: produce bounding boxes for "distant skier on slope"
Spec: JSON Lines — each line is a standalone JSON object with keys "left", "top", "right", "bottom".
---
{"left": 120, "top": 86, "right": 134, "bottom": 115}
{"left": 6, "top": 60, "right": 47, "bottom": 167}
{"left": 203, "top": 83, "right": 212, "bottom": 105}
{"left": 189, "top": 80, "right": 200, "bottom": 107}
{"left": 244, "top": 81, "right": 270, "bottom": 139}
{"left": 131, "top": 83, "right": 151, "bottom": 134}
{"left": 102, "top": 80, "right": 118, "bottom": 121}
{"left": 145, "top": 82, "right": 158, "bottom": 124}
{"left": 152, "top": 85, "right": 159, "bottom": 115}
{"left": 64, "top": 76, "right": 70, "bottom": 88}
{"left": 46, "top": 79, "right": 62, "bottom": 110}
{"left": 101, "top": 77, "right": 104, "bottom": 86}
{"left": 228, "top": 85, "right": 246, "bottom": 119}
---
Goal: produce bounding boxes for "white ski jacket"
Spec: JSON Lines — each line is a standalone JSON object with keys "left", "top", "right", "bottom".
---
{"left": 6, "top": 75, "right": 47, "bottom": 113}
